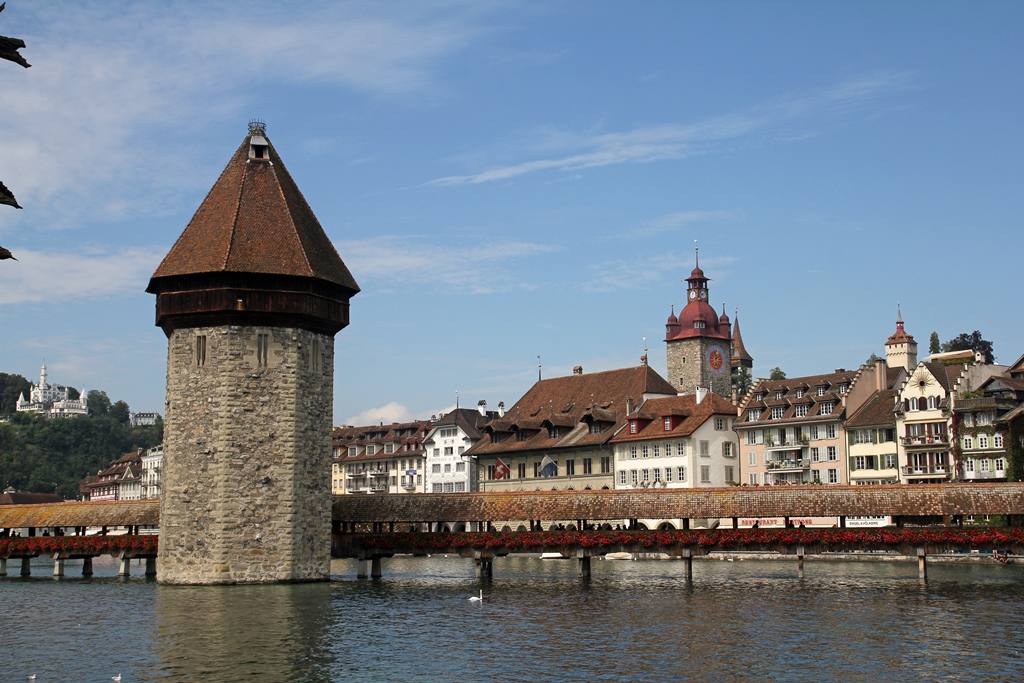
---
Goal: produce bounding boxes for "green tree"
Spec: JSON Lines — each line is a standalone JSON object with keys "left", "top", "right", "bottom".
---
{"left": 87, "top": 389, "right": 111, "bottom": 417}
{"left": 109, "top": 400, "right": 131, "bottom": 426}
{"left": 769, "top": 367, "right": 787, "bottom": 380}
{"left": 944, "top": 331, "right": 995, "bottom": 364}
{"left": 865, "top": 353, "right": 883, "bottom": 366}
{"left": 0, "top": 372, "right": 30, "bottom": 415}
{"left": 733, "top": 367, "right": 753, "bottom": 396}
{"left": 929, "top": 331, "right": 941, "bottom": 355}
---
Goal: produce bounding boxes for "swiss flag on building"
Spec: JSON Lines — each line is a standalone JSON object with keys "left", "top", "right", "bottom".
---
{"left": 494, "top": 458, "right": 511, "bottom": 480}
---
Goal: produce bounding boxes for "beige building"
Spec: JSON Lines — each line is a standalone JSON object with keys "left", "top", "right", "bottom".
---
{"left": 737, "top": 369, "right": 859, "bottom": 486}
{"left": 332, "top": 421, "right": 431, "bottom": 494}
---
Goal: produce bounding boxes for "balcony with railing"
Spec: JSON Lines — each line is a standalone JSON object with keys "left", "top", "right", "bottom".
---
{"left": 766, "top": 458, "right": 810, "bottom": 472}
{"left": 901, "top": 465, "right": 948, "bottom": 478}
{"left": 903, "top": 434, "right": 948, "bottom": 448}
{"left": 369, "top": 484, "right": 389, "bottom": 492}
{"left": 962, "top": 468, "right": 1007, "bottom": 481}
{"left": 954, "top": 397, "right": 1016, "bottom": 413}
{"left": 765, "top": 438, "right": 809, "bottom": 453}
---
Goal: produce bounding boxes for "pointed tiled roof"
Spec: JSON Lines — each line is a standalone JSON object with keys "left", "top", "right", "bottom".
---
{"left": 150, "top": 126, "right": 358, "bottom": 291}
{"left": 886, "top": 306, "right": 916, "bottom": 346}
{"left": 731, "top": 314, "right": 753, "bottom": 367}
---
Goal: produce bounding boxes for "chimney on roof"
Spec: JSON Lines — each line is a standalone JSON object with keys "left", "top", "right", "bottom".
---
{"left": 573, "top": 366, "right": 583, "bottom": 375}
{"left": 835, "top": 368, "right": 846, "bottom": 373}
{"left": 875, "top": 359, "right": 886, "bottom": 392}
{"left": 625, "top": 397, "right": 634, "bottom": 415}
{"left": 478, "top": 400, "right": 487, "bottom": 416}
{"left": 696, "top": 386, "right": 709, "bottom": 405}
{"left": 497, "top": 401, "right": 505, "bottom": 417}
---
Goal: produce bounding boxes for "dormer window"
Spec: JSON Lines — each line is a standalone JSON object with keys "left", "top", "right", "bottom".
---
{"left": 839, "top": 384, "right": 848, "bottom": 395}
{"left": 548, "top": 426, "right": 560, "bottom": 439}
{"left": 775, "top": 390, "right": 784, "bottom": 400}
{"left": 796, "top": 389, "right": 805, "bottom": 398}
{"left": 663, "top": 417, "right": 672, "bottom": 431}
{"left": 694, "top": 321, "right": 706, "bottom": 329}
{"left": 629, "top": 420, "right": 638, "bottom": 434}
{"left": 817, "top": 387, "right": 826, "bottom": 397}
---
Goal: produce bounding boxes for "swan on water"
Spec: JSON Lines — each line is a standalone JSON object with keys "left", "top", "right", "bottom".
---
{"left": 469, "top": 590, "right": 483, "bottom": 602}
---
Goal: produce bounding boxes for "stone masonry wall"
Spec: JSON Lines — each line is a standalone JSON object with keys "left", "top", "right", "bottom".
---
{"left": 666, "top": 337, "right": 733, "bottom": 398}
{"left": 158, "top": 325, "right": 334, "bottom": 584}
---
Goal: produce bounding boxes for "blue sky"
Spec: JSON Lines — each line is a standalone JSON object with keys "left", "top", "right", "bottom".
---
{"left": 0, "top": 1, "right": 1021, "bottom": 426}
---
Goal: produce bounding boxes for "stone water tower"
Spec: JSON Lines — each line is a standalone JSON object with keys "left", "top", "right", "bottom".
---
{"left": 147, "top": 121, "right": 359, "bottom": 584}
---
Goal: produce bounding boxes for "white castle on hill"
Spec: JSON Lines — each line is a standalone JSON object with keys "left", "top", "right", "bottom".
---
{"left": 16, "top": 362, "right": 88, "bottom": 418}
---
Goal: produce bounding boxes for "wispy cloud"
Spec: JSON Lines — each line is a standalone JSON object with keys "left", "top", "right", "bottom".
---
{"left": 614, "top": 210, "right": 744, "bottom": 240}
{"left": 0, "top": 247, "right": 164, "bottom": 305}
{"left": 0, "top": 3, "right": 491, "bottom": 231}
{"left": 582, "top": 252, "right": 739, "bottom": 294}
{"left": 427, "top": 71, "right": 914, "bottom": 187}
{"left": 339, "top": 235, "right": 558, "bottom": 294}
{"left": 345, "top": 401, "right": 415, "bottom": 427}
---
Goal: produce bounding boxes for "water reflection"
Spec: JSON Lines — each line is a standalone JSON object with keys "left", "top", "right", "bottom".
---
{"left": 151, "top": 582, "right": 334, "bottom": 682}
{"left": 4, "top": 556, "right": 1024, "bottom": 682}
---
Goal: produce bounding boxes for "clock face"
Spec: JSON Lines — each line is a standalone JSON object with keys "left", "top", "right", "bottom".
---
{"left": 688, "top": 290, "right": 697, "bottom": 300}
{"left": 707, "top": 346, "right": 726, "bottom": 374}
{"left": 698, "top": 289, "right": 708, "bottom": 301}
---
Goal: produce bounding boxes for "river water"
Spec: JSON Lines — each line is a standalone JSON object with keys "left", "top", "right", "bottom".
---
{"left": 3, "top": 554, "right": 1022, "bottom": 683}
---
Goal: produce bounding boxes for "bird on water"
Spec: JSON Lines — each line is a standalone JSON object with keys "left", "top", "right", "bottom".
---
{"left": 469, "top": 589, "right": 483, "bottom": 602}
{"left": 112, "top": 675, "right": 121, "bottom": 682}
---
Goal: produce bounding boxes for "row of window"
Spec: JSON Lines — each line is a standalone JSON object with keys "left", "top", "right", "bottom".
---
{"left": 964, "top": 458, "right": 1006, "bottom": 473}
{"left": 851, "top": 454, "right": 899, "bottom": 471}
{"left": 622, "top": 441, "right": 732, "bottom": 459}
{"left": 430, "top": 462, "right": 467, "bottom": 473}
{"left": 486, "top": 456, "right": 612, "bottom": 480}
{"left": 744, "top": 424, "right": 838, "bottom": 444}
{"left": 963, "top": 434, "right": 1004, "bottom": 450}
{"left": 756, "top": 385, "right": 845, "bottom": 402}
{"left": 904, "top": 396, "right": 940, "bottom": 412}
{"left": 852, "top": 428, "right": 897, "bottom": 444}
{"left": 431, "top": 482, "right": 468, "bottom": 492}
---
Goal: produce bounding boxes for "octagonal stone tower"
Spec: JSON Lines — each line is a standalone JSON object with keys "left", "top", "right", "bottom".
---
{"left": 147, "top": 121, "right": 359, "bottom": 584}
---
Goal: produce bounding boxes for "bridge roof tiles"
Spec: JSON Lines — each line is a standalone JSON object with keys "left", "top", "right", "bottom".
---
{"left": 0, "top": 500, "right": 159, "bottom": 529}
{"left": 332, "top": 484, "right": 1024, "bottom": 523}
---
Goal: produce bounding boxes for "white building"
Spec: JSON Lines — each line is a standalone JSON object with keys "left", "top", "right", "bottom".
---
{"left": 423, "top": 404, "right": 495, "bottom": 493}
{"left": 16, "top": 363, "right": 88, "bottom": 418}
{"left": 609, "top": 388, "right": 739, "bottom": 530}
{"left": 611, "top": 389, "right": 740, "bottom": 491}
{"left": 141, "top": 444, "right": 163, "bottom": 498}
{"left": 131, "top": 411, "right": 161, "bottom": 427}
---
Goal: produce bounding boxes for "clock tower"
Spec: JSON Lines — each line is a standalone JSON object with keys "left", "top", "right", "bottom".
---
{"left": 665, "top": 247, "right": 733, "bottom": 399}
